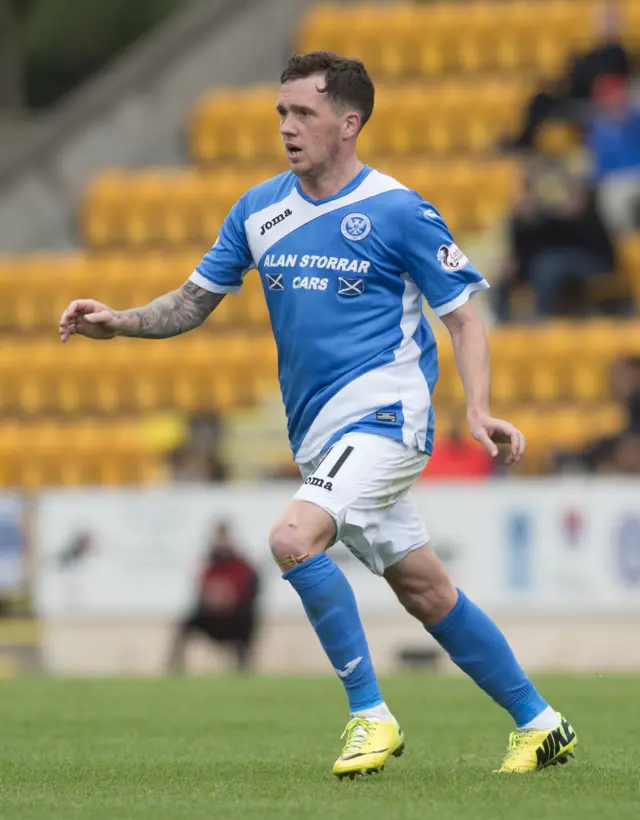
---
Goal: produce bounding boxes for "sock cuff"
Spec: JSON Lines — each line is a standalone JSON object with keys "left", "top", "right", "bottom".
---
{"left": 426, "top": 587, "right": 466, "bottom": 637}
{"left": 282, "top": 551, "right": 335, "bottom": 588}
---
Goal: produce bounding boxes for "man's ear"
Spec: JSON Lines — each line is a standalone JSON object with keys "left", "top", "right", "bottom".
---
{"left": 342, "top": 111, "right": 361, "bottom": 140}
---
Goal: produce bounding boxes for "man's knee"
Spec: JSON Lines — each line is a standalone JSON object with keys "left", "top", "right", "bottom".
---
{"left": 399, "top": 580, "right": 458, "bottom": 627}
{"left": 385, "top": 547, "right": 458, "bottom": 627}
{"left": 269, "top": 521, "right": 314, "bottom": 570}
{"left": 269, "top": 501, "right": 336, "bottom": 572}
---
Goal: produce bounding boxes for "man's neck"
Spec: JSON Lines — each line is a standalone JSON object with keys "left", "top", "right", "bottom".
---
{"left": 298, "top": 157, "right": 364, "bottom": 201}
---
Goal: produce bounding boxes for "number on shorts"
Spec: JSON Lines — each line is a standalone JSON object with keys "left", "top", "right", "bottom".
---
{"left": 326, "top": 445, "right": 354, "bottom": 478}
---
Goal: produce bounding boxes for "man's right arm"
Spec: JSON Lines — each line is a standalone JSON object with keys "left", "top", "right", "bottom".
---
{"left": 60, "top": 194, "right": 252, "bottom": 343}
{"left": 116, "top": 281, "right": 224, "bottom": 338}
{"left": 59, "top": 281, "right": 225, "bottom": 342}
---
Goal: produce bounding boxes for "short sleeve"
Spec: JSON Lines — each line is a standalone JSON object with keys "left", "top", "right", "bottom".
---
{"left": 401, "top": 198, "right": 489, "bottom": 317}
{"left": 189, "top": 198, "right": 253, "bottom": 294}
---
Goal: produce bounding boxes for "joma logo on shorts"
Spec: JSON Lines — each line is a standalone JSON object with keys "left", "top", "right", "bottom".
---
{"left": 260, "top": 209, "right": 292, "bottom": 235}
{"left": 304, "top": 476, "right": 333, "bottom": 491}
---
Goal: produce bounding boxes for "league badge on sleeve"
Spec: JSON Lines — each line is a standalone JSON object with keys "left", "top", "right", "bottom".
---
{"left": 437, "top": 243, "right": 470, "bottom": 272}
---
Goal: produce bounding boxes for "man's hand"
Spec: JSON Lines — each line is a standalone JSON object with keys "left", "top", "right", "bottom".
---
{"left": 59, "top": 299, "right": 131, "bottom": 342}
{"left": 467, "top": 411, "right": 526, "bottom": 465}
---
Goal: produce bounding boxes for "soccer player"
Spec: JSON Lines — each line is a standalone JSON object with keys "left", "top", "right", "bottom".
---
{"left": 59, "top": 52, "right": 577, "bottom": 777}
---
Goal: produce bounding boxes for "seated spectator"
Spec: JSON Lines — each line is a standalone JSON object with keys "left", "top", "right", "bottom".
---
{"left": 419, "top": 415, "right": 494, "bottom": 481}
{"left": 167, "top": 521, "right": 260, "bottom": 673}
{"left": 167, "top": 410, "right": 228, "bottom": 482}
{"left": 502, "top": 1, "right": 631, "bottom": 152}
{"left": 167, "top": 447, "right": 228, "bottom": 482}
{"left": 493, "top": 170, "right": 616, "bottom": 321}
{"left": 587, "top": 75, "right": 640, "bottom": 233}
{"left": 610, "top": 431, "right": 640, "bottom": 474}
{"left": 555, "top": 356, "right": 640, "bottom": 473}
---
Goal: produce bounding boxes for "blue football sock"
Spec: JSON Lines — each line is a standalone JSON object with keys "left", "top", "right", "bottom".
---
{"left": 427, "top": 589, "right": 549, "bottom": 727}
{"left": 284, "top": 552, "right": 383, "bottom": 712}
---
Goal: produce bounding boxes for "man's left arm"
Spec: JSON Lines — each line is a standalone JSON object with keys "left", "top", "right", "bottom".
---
{"left": 440, "top": 301, "right": 525, "bottom": 465}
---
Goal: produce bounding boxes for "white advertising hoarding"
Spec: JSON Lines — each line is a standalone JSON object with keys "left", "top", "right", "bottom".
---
{"left": 34, "top": 480, "right": 640, "bottom": 620}
{"left": 0, "top": 494, "right": 25, "bottom": 593}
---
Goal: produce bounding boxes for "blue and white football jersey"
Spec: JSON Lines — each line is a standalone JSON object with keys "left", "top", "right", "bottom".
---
{"left": 190, "top": 165, "right": 489, "bottom": 463}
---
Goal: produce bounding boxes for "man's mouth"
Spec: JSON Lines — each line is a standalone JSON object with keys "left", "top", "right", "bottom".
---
{"left": 285, "top": 144, "right": 303, "bottom": 160}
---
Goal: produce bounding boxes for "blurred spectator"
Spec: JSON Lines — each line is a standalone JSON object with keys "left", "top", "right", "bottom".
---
{"left": 555, "top": 356, "right": 640, "bottom": 473}
{"left": 167, "top": 448, "right": 228, "bottom": 482}
{"left": 168, "top": 521, "right": 260, "bottom": 673}
{"left": 502, "top": 1, "right": 631, "bottom": 152}
{"left": 610, "top": 431, "right": 640, "bottom": 474}
{"left": 167, "top": 410, "right": 228, "bottom": 482}
{"left": 493, "top": 170, "right": 616, "bottom": 321}
{"left": 587, "top": 75, "right": 640, "bottom": 233}
{"left": 419, "top": 414, "right": 494, "bottom": 480}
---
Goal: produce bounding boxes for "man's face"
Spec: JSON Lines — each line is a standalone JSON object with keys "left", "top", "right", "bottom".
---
{"left": 277, "top": 75, "right": 345, "bottom": 177}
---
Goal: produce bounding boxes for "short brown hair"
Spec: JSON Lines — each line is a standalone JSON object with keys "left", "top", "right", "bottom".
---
{"left": 280, "top": 51, "right": 375, "bottom": 130}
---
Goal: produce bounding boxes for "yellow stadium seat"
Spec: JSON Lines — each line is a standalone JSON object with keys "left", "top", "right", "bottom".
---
{"left": 529, "top": 364, "right": 562, "bottom": 403}
{"left": 492, "top": 367, "right": 520, "bottom": 405}
{"left": 569, "top": 363, "right": 608, "bottom": 403}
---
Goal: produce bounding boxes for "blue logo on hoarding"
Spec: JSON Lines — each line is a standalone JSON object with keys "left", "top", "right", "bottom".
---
{"left": 615, "top": 515, "right": 640, "bottom": 588}
{"left": 506, "top": 512, "right": 533, "bottom": 590}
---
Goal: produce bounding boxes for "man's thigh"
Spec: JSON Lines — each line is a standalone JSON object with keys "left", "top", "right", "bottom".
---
{"left": 295, "top": 432, "right": 428, "bottom": 575}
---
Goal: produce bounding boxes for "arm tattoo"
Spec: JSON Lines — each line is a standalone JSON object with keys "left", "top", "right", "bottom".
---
{"left": 116, "top": 281, "right": 225, "bottom": 338}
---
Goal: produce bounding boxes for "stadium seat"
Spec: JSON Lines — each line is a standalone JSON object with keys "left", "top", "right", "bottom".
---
{"left": 297, "top": 0, "right": 602, "bottom": 80}
{"left": 192, "top": 81, "right": 531, "bottom": 166}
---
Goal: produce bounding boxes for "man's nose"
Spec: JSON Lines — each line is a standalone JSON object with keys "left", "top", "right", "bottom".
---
{"left": 280, "top": 114, "right": 296, "bottom": 137}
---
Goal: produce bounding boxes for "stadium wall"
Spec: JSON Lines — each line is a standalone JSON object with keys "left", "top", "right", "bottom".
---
{"left": 32, "top": 480, "right": 640, "bottom": 675}
{"left": 0, "top": 0, "right": 319, "bottom": 252}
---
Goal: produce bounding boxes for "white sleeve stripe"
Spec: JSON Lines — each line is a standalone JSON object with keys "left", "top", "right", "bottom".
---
{"left": 189, "top": 271, "right": 241, "bottom": 295}
{"left": 432, "top": 279, "right": 490, "bottom": 317}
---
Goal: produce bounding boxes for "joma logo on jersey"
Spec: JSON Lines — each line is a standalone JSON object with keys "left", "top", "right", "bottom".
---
{"left": 304, "top": 476, "right": 333, "bottom": 491}
{"left": 260, "top": 209, "right": 292, "bottom": 236}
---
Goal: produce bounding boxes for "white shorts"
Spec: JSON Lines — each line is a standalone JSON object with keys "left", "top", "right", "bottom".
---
{"left": 295, "top": 432, "right": 429, "bottom": 576}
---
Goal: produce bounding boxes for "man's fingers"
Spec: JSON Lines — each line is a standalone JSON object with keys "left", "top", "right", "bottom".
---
{"left": 84, "top": 310, "right": 113, "bottom": 324}
{"left": 505, "top": 429, "right": 526, "bottom": 465}
{"left": 476, "top": 430, "right": 499, "bottom": 458}
{"left": 60, "top": 300, "right": 91, "bottom": 332}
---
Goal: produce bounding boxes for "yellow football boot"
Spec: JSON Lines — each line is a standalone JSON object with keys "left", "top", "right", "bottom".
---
{"left": 498, "top": 713, "right": 577, "bottom": 773}
{"left": 333, "top": 717, "right": 405, "bottom": 779}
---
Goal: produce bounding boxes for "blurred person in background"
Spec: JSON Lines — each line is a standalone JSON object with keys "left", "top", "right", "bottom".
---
{"left": 167, "top": 447, "right": 227, "bottom": 482}
{"left": 587, "top": 74, "right": 640, "bottom": 234}
{"left": 493, "top": 168, "right": 616, "bottom": 321}
{"left": 419, "top": 412, "right": 494, "bottom": 481}
{"left": 167, "top": 520, "right": 260, "bottom": 673}
{"left": 167, "top": 410, "right": 228, "bottom": 482}
{"left": 502, "top": 0, "right": 631, "bottom": 152}
{"left": 555, "top": 356, "right": 640, "bottom": 473}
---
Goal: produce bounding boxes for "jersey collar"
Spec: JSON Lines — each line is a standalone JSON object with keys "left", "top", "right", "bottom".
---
{"left": 294, "top": 165, "right": 372, "bottom": 206}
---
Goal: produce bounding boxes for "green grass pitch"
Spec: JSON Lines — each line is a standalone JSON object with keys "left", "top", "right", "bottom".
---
{"left": 0, "top": 674, "right": 638, "bottom": 820}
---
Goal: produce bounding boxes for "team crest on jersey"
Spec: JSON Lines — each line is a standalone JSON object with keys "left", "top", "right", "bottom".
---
{"left": 437, "top": 243, "right": 470, "bottom": 272}
{"left": 338, "top": 277, "right": 364, "bottom": 296}
{"left": 341, "top": 213, "right": 371, "bottom": 241}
